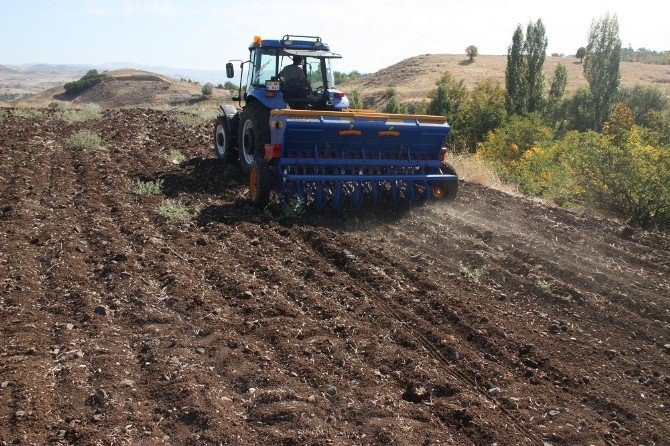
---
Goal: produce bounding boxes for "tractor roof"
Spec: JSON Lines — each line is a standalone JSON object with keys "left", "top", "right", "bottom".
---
{"left": 248, "top": 35, "right": 332, "bottom": 53}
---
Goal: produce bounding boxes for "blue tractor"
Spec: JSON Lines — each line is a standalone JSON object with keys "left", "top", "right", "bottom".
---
{"left": 214, "top": 34, "right": 458, "bottom": 211}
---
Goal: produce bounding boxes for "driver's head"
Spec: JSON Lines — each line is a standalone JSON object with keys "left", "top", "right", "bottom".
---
{"left": 292, "top": 56, "right": 304, "bottom": 65}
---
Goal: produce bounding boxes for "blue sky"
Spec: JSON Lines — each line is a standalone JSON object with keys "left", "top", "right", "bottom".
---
{"left": 0, "top": 0, "right": 667, "bottom": 73}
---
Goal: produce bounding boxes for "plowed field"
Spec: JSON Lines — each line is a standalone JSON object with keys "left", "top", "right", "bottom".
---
{"left": 1, "top": 109, "right": 669, "bottom": 445}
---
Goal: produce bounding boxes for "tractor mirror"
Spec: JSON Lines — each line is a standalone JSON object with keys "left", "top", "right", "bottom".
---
{"left": 226, "top": 63, "right": 234, "bottom": 78}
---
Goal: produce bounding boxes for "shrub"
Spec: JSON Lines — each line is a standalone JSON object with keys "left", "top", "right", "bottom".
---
{"left": 554, "top": 87, "right": 595, "bottom": 133}
{"left": 201, "top": 83, "right": 213, "bottom": 97}
{"left": 14, "top": 108, "right": 42, "bottom": 119}
{"left": 129, "top": 179, "right": 164, "bottom": 195}
{"left": 158, "top": 199, "right": 195, "bottom": 223}
{"left": 223, "top": 81, "right": 238, "bottom": 92}
{"left": 616, "top": 84, "right": 669, "bottom": 126}
{"left": 350, "top": 89, "right": 363, "bottom": 109}
{"left": 381, "top": 96, "right": 407, "bottom": 114}
{"left": 462, "top": 79, "right": 507, "bottom": 150}
{"left": 476, "top": 114, "right": 553, "bottom": 179}
{"left": 48, "top": 101, "right": 65, "bottom": 111}
{"left": 61, "top": 103, "right": 102, "bottom": 123}
{"left": 165, "top": 150, "right": 187, "bottom": 165}
{"left": 567, "top": 127, "right": 670, "bottom": 227}
{"left": 426, "top": 72, "right": 468, "bottom": 149}
{"left": 64, "top": 69, "right": 108, "bottom": 95}
{"left": 66, "top": 130, "right": 102, "bottom": 151}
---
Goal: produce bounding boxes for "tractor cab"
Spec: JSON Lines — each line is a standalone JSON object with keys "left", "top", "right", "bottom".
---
{"left": 226, "top": 35, "right": 349, "bottom": 111}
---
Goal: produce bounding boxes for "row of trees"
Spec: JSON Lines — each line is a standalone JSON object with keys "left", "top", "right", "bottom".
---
{"left": 371, "top": 13, "right": 669, "bottom": 227}
{"left": 478, "top": 14, "right": 670, "bottom": 227}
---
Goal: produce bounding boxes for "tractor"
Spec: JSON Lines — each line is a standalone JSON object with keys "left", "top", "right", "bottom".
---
{"left": 214, "top": 34, "right": 458, "bottom": 211}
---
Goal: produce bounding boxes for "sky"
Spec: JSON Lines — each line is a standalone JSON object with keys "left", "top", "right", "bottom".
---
{"left": 0, "top": 0, "right": 668, "bottom": 73}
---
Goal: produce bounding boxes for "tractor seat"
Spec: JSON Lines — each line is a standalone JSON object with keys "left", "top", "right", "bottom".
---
{"left": 282, "top": 80, "right": 310, "bottom": 109}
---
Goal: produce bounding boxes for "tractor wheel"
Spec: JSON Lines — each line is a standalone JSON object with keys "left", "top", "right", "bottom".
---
{"left": 213, "top": 116, "right": 237, "bottom": 162}
{"left": 248, "top": 159, "right": 272, "bottom": 207}
{"left": 238, "top": 101, "right": 271, "bottom": 174}
{"left": 440, "top": 162, "right": 459, "bottom": 202}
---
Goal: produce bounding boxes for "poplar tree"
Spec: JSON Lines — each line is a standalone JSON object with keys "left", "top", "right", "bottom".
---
{"left": 524, "top": 19, "right": 548, "bottom": 113}
{"left": 505, "top": 25, "right": 526, "bottom": 115}
{"left": 583, "top": 13, "right": 621, "bottom": 130}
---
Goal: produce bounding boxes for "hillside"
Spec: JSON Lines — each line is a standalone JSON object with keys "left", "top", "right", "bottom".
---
{"left": 1, "top": 108, "right": 668, "bottom": 444}
{"left": 340, "top": 54, "right": 670, "bottom": 108}
{"left": 13, "top": 69, "right": 228, "bottom": 108}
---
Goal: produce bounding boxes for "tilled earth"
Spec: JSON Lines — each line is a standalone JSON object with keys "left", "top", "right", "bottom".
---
{"left": 1, "top": 108, "right": 669, "bottom": 445}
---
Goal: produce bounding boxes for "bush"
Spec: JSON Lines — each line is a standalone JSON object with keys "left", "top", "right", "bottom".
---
{"left": 381, "top": 96, "right": 407, "bottom": 114}
{"left": 223, "top": 81, "right": 238, "bottom": 92}
{"left": 61, "top": 103, "right": 102, "bottom": 123}
{"left": 201, "top": 83, "right": 213, "bottom": 97}
{"left": 165, "top": 150, "right": 187, "bottom": 165}
{"left": 66, "top": 130, "right": 102, "bottom": 151}
{"left": 568, "top": 128, "right": 670, "bottom": 226}
{"left": 64, "top": 70, "right": 108, "bottom": 95}
{"left": 158, "top": 199, "right": 195, "bottom": 223}
{"left": 129, "top": 179, "right": 164, "bottom": 196}
{"left": 476, "top": 114, "right": 553, "bottom": 179}
{"left": 616, "top": 84, "right": 669, "bottom": 126}
{"left": 462, "top": 79, "right": 507, "bottom": 150}
{"left": 426, "top": 72, "right": 468, "bottom": 149}
{"left": 554, "top": 87, "right": 595, "bottom": 133}
{"left": 350, "top": 89, "right": 363, "bottom": 109}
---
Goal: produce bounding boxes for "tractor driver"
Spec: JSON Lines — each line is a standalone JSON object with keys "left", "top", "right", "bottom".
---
{"left": 279, "top": 56, "right": 311, "bottom": 91}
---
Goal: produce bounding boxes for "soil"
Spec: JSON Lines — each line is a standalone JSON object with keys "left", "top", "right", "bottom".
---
{"left": 1, "top": 108, "right": 669, "bottom": 445}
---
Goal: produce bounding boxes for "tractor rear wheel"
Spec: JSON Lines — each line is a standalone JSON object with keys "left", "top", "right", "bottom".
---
{"left": 440, "top": 162, "right": 459, "bottom": 202}
{"left": 238, "top": 101, "right": 271, "bottom": 174}
{"left": 248, "top": 159, "right": 272, "bottom": 207}
{"left": 213, "top": 116, "right": 236, "bottom": 162}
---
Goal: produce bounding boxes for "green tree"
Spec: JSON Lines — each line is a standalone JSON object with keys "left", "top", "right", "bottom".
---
{"left": 223, "top": 81, "right": 238, "bottom": 91}
{"left": 616, "top": 84, "right": 669, "bottom": 126}
{"left": 583, "top": 13, "right": 622, "bottom": 130}
{"left": 524, "top": 19, "right": 548, "bottom": 113}
{"left": 381, "top": 96, "right": 408, "bottom": 114}
{"left": 463, "top": 79, "right": 507, "bottom": 150}
{"left": 63, "top": 69, "right": 109, "bottom": 95}
{"left": 506, "top": 25, "right": 527, "bottom": 115}
{"left": 546, "top": 63, "right": 568, "bottom": 121}
{"left": 466, "top": 45, "right": 479, "bottom": 62}
{"left": 201, "top": 83, "right": 213, "bottom": 97}
{"left": 548, "top": 63, "right": 567, "bottom": 102}
{"left": 555, "top": 87, "right": 596, "bottom": 133}
{"left": 350, "top": 89, "right": 363, "bottom": 109}
{"left": 426, "top": 72, "right": 468, "bottom": 148}
{"left": 576, "top": 47, "right": 586, "bottom": 63}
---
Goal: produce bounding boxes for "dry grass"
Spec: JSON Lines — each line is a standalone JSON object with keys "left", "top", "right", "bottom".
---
{"left": 445, "top": 153, "right": 520, "bottom": 196}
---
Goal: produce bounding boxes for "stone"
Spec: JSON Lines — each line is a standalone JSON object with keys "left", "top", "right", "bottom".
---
{"left": 93, "top": 305, "right": 107, "bottom": 316}
{"left": 326, "top": 386, "right": 337, "bottom": 397}
{"left": 488, "top": 387, "right": 501, "bottom": 396}
{"left": 548, "top": 409, "right": 560, "bottom": 417}
{"left": 548, "top": 324, "right": 561, "bottom": 334}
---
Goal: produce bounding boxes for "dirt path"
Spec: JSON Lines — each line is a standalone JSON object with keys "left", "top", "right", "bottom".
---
{"left": 1, "top": 109, "right": 668, "bottom": 445}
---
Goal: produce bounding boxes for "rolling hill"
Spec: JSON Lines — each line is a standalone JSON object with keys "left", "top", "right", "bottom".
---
{"left": 14, "top": 69, "right": 228, "bottom": 108}
{"left": 340, "top": 54, "right": 670, "bottom": 109}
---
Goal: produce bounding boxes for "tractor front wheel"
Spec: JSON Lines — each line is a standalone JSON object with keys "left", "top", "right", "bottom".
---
{"left": 213, "top": 116, "right": 236, "bottom": 162}
{"left": 238, "top": 101, "right": 271, "bottom": 174}
{"left": 248, "top": 160, "right": 272, "bottom": 207}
